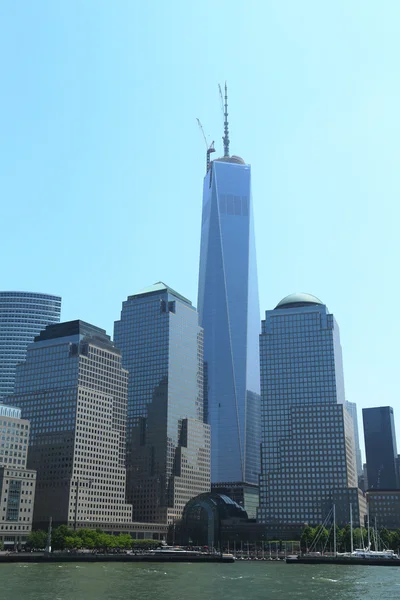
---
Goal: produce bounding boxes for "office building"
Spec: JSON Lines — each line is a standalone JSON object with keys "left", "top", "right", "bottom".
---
{"left": 257, "top": 293, "right": 362, "bottom": 534}
{"left": 114, "top": 283, "right": 211, "bottom": 525}
{"left": 367, "top": 490, "right": 400, "bottom": 530}
{"left": 7, "top": 320, "right": 133, "bottom": 529}
{"left": 345, "top": 401, "right": 363, "bottom": 477}
{"left": 0, "top": 404, "right": 37, "bottom": 548}
{"left": 363, "top": 406, "right": 399, "bottom": 490}
{"left": 197, "top": 86, "right": 260, "bottom": 485}
{"left": 0, "top": 291, "right": 61, "bottom": 399}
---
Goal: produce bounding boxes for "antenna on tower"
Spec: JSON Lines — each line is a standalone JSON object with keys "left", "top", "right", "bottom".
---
{"left": 197, "top": 118, "right": 215, "bottom": 172}
{"left": 221, "top": 82, "right": 230, "bottom": 157}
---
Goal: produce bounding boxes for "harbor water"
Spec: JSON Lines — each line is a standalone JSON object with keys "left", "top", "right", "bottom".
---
{"left": 1, "top": 561, "right": 400, "bottom": 600}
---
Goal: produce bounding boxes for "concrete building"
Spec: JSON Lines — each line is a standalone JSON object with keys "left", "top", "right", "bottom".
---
{"left": 0, "top": 291, "right": 61, "bottom": 399}
{"left": 0, "top": 404, "right": 36, "bottom": 548}
{"left": 7, "top": 321, "right": 133, "bottom": 529}
{"left": 197, "top": 86, "right": 261, "bottom": 486}
{"left": 114, "top": 283, "right": 210, "bottom": 525}
{"left": 258, "top": 293, "right": 363, "bottom": 535}
{"left": 367, "top": 490, "right": 400, "bottom": 530}
{"left": 363, "top": 406, "right": 399, "bottom": 490}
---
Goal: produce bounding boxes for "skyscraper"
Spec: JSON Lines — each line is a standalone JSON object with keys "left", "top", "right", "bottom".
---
{"left": 114, "top": 283, "right": 210, "bottom": 524}
{"left": 0, "top": 292, "right": 61, "bottom": 399}
{"left": 345, "top": 401, "right": 363, "bottom": 477}
{"left": 197, "top": 86, "right": 260, "bottom": 485}
{"left": 258, "top": 293, "right": 364, "bottom": 534}
{"left": 7, "top": 320, "right": 133, "bottom": 529}
{"left": 0, "top": 404, "right": 37, "bottom": 548}
{"left": 363, "top": 406, "right": 399, "bottom": 490}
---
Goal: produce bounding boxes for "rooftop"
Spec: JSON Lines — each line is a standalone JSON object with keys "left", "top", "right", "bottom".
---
{"left": 214, "top": 155, "right": 246, "bottom": 165}
{"left": 128, "top": 282, "right": 192, "bottom": 305}
{"left": 275, "top": 293, "right": 324, "bottom": 310}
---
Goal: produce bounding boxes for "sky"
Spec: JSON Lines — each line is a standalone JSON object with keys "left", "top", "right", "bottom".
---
{"left": 1, "top": 1, "right": 400, "bottom": 457}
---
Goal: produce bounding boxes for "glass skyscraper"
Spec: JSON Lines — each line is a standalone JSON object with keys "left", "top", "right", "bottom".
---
{"left": 345, "top": 400, "right": 363, "bottom": 478}
{"left": 0, "top": 292, "right": 61, "bottom": 399}
{"left": 114, "top": 283, "right": 211, "bottom": 525}
{"left": 257, "top": 293, "right": 364, "bottom": 533}
{"left": 363, "top": 406, "right": 399, "bottom": 490}
{"left": 197, "top": 151, "right": 260, "bottom": 485}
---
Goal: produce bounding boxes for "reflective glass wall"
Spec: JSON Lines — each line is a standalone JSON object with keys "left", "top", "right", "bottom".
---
{"left": 198, "top": 159, "right": 260, "bottom": 485}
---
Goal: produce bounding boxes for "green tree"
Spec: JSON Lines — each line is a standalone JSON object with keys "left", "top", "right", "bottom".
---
{"left": 117, "top": 534, "right": 133, "bottom": 550}
{"left": 300, "top": 526, "right": 315, "bottom": 552}
{"left": 0, "top": 540, "right": 4, "bottom": 551}
{"left": 52, "top": 525, "right": 74, "bottom": 550}
{"left": 26, "top": 530, "right": 47, "bottom": 550}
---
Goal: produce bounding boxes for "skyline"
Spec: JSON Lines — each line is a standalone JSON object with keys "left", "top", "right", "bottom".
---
{"left": 1, "top": 1, "right": 400, "bottom": 456}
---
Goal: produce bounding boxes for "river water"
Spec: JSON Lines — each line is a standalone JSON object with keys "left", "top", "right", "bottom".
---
{"left": 1, "top": 561, "right": 399, "bottom": 600}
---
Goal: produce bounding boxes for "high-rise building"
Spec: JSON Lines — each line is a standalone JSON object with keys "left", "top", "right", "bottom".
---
{"left": 345, "top": 401, "right": 363, "bottom": 477}
{"left": 257, "top": 293, "right": 364, "bottom": 534}
{"left": 0, "top": 404, "right": 37, "bottom": 548}
{"left": 363, "top": 406, "right": 399, "bottom": 490}
{"left": 7, "top": 320, "right": 133, "bottom": 529}
{"left": 114, "top": 283, "right": 211, "bottom": 525}
{"left": 0, "top": 292, "right": 61, "bottom": 399}
{"left": 197, "top": 86, "right": 260, "bottom": 485}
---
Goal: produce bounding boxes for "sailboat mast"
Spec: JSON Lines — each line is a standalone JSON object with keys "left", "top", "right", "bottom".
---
{"left": 350, "top": 503, "right": 353, "bottom": 554}
{"left": 333, "top": 504, "right": 337, "bottom": 557}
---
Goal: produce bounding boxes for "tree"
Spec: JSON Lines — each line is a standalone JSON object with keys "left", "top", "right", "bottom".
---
{"left": 117, "top": 534, "right": 133, "bottom": 550}
{"left": 52, "top": 525, "right": 74, "bottom": 550}
{"left": 26, "top": 530, "right": 47, "bottom": 550}
{"left": 300, "top": 526, "right": 315, "bottom": 552}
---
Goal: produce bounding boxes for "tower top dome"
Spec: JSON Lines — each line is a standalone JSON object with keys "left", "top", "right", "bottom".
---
{"left": 275, "top": 293, "right": 324, "bottom": 310}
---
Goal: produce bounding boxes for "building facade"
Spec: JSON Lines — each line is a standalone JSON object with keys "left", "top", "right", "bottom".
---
{"left": 257, "top": 293, "right": 361, "bottom": 533}
{"left": 0, "top": 404, "right": 36, "bottom": 547}
{"left": 197, "top": 150, "right": 260, "bottom": 485}
{"left": 363, "top": 406, "right": 399, "bottom": 490}
{"left": 7, "top": 320, "right": 133, "bottom": 529}
{"left": 367, "top": 490, "right": 400, "bottom": 530}
{"left": 345, "top": 401, "right": 363, "bottom": 478}
{"left": 0, "top": 291, "right": 61, "bottom": 399}
{"left": 114, "top": 283, "right": 210, "bottom": 525}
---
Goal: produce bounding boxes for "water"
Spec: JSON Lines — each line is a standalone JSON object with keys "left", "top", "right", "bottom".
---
{"left": 1, "top": 561, "right": 400, "bottom": 600}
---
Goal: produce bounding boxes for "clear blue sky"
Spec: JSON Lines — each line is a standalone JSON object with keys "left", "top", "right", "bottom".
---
{"left": 1, "top": 1, "right": 399, "bottom": 457}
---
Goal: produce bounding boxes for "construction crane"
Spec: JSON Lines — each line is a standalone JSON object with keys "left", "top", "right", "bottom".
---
{"left": 197, "top": 118, "right": 215, "bottom": 172}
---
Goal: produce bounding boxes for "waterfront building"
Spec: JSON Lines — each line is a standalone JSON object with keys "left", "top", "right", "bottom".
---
{"left": 363, "top": 406, "right": 399, "bottom": 490}
{"left": 197, "top": 86, "right": 260, "bottom": 485}
{"left": 257, "top": 293, "right": 362, "bottom": 534}
{"left": 114, "top": 283, "right": 211, "bottom": 525}
{"left": 0, "top": 291, "right": 61, "bottom": 399}
{"left": 211, "top": 482, "right": 259, "bottom": 520}
{"left": 7, "top": 320, "right": 133, "bottom": 529}
{"left": 0, "top": 404, "right": 37, "bottom": 548}
{"left": 367, "top": 490, "right": 400, "bottom": 530}
{"left": 345, "top": 401, "right": 363, "bottom": 477}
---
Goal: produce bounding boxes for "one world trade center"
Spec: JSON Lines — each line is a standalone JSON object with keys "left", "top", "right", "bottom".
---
{"left": 197, "top": 85, "right": 260, "bottom": 485}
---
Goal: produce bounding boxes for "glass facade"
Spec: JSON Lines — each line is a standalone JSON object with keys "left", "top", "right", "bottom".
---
{"left": 345, "top": 401, "right": 363, "bottom": 477}
{"left": 197, "top": 158, "right": 260, "bottom": 484}
{"left": 114, "top": 283, "right": 211, "bottom": 525}
{"left": 0, "top": 292, "right": 61, "bottom": 399}
{"left": 257, "top": 294, "right": 359, "bottom": 530}
{"left": 7, "top": 320, "right": 133, "bottom": 528}
{"left": 363, "top": 406, "right": 399, "bottom": 490}
{"left": 367, "top": 490, "right": 400, "bottom": 529}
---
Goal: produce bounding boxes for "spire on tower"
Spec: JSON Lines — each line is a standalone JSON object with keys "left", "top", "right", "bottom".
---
{"left": 223, "top": 82, "right": 230, "bottom": 157}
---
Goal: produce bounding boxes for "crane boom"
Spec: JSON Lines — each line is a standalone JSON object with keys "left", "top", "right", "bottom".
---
{"left": 196, "top": 118, "right": 215, "bottom": 173}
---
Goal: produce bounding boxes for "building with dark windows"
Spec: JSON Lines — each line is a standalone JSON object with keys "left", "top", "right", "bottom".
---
{"left": 197, "top": 86, "right": 260, "bottom": 485}
{"left": 0, "top": 404, "right": 36, "bottom": 548}
{"left": 0, "top": 291, "right": 61, "bottom": 399}
{"left": 114, "top": 283, "right": 211, "bottom": 525}
{"left": 7, "top": 320, "right": 134, "bottom": 530}
{"left": 211, "top": 482, "right": 259, "bottom": 519}
{"left": 345, "top": 401, "right": 363, "bottom": 478}
{"left": 257, "top": 293, "right": 365, "bottom": 537}
{"left": 363, "top": 406, "right": 399, "bottom": 490}
{"left": 367, "top": 490, "right": 400, "bottom": 530}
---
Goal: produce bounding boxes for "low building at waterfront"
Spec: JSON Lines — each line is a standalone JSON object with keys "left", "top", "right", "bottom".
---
{"left": 367, "top": 490, "right": 400, "bottom": 530}
{"left": 0, "top": 404, "right": 37, "bottom": 548}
